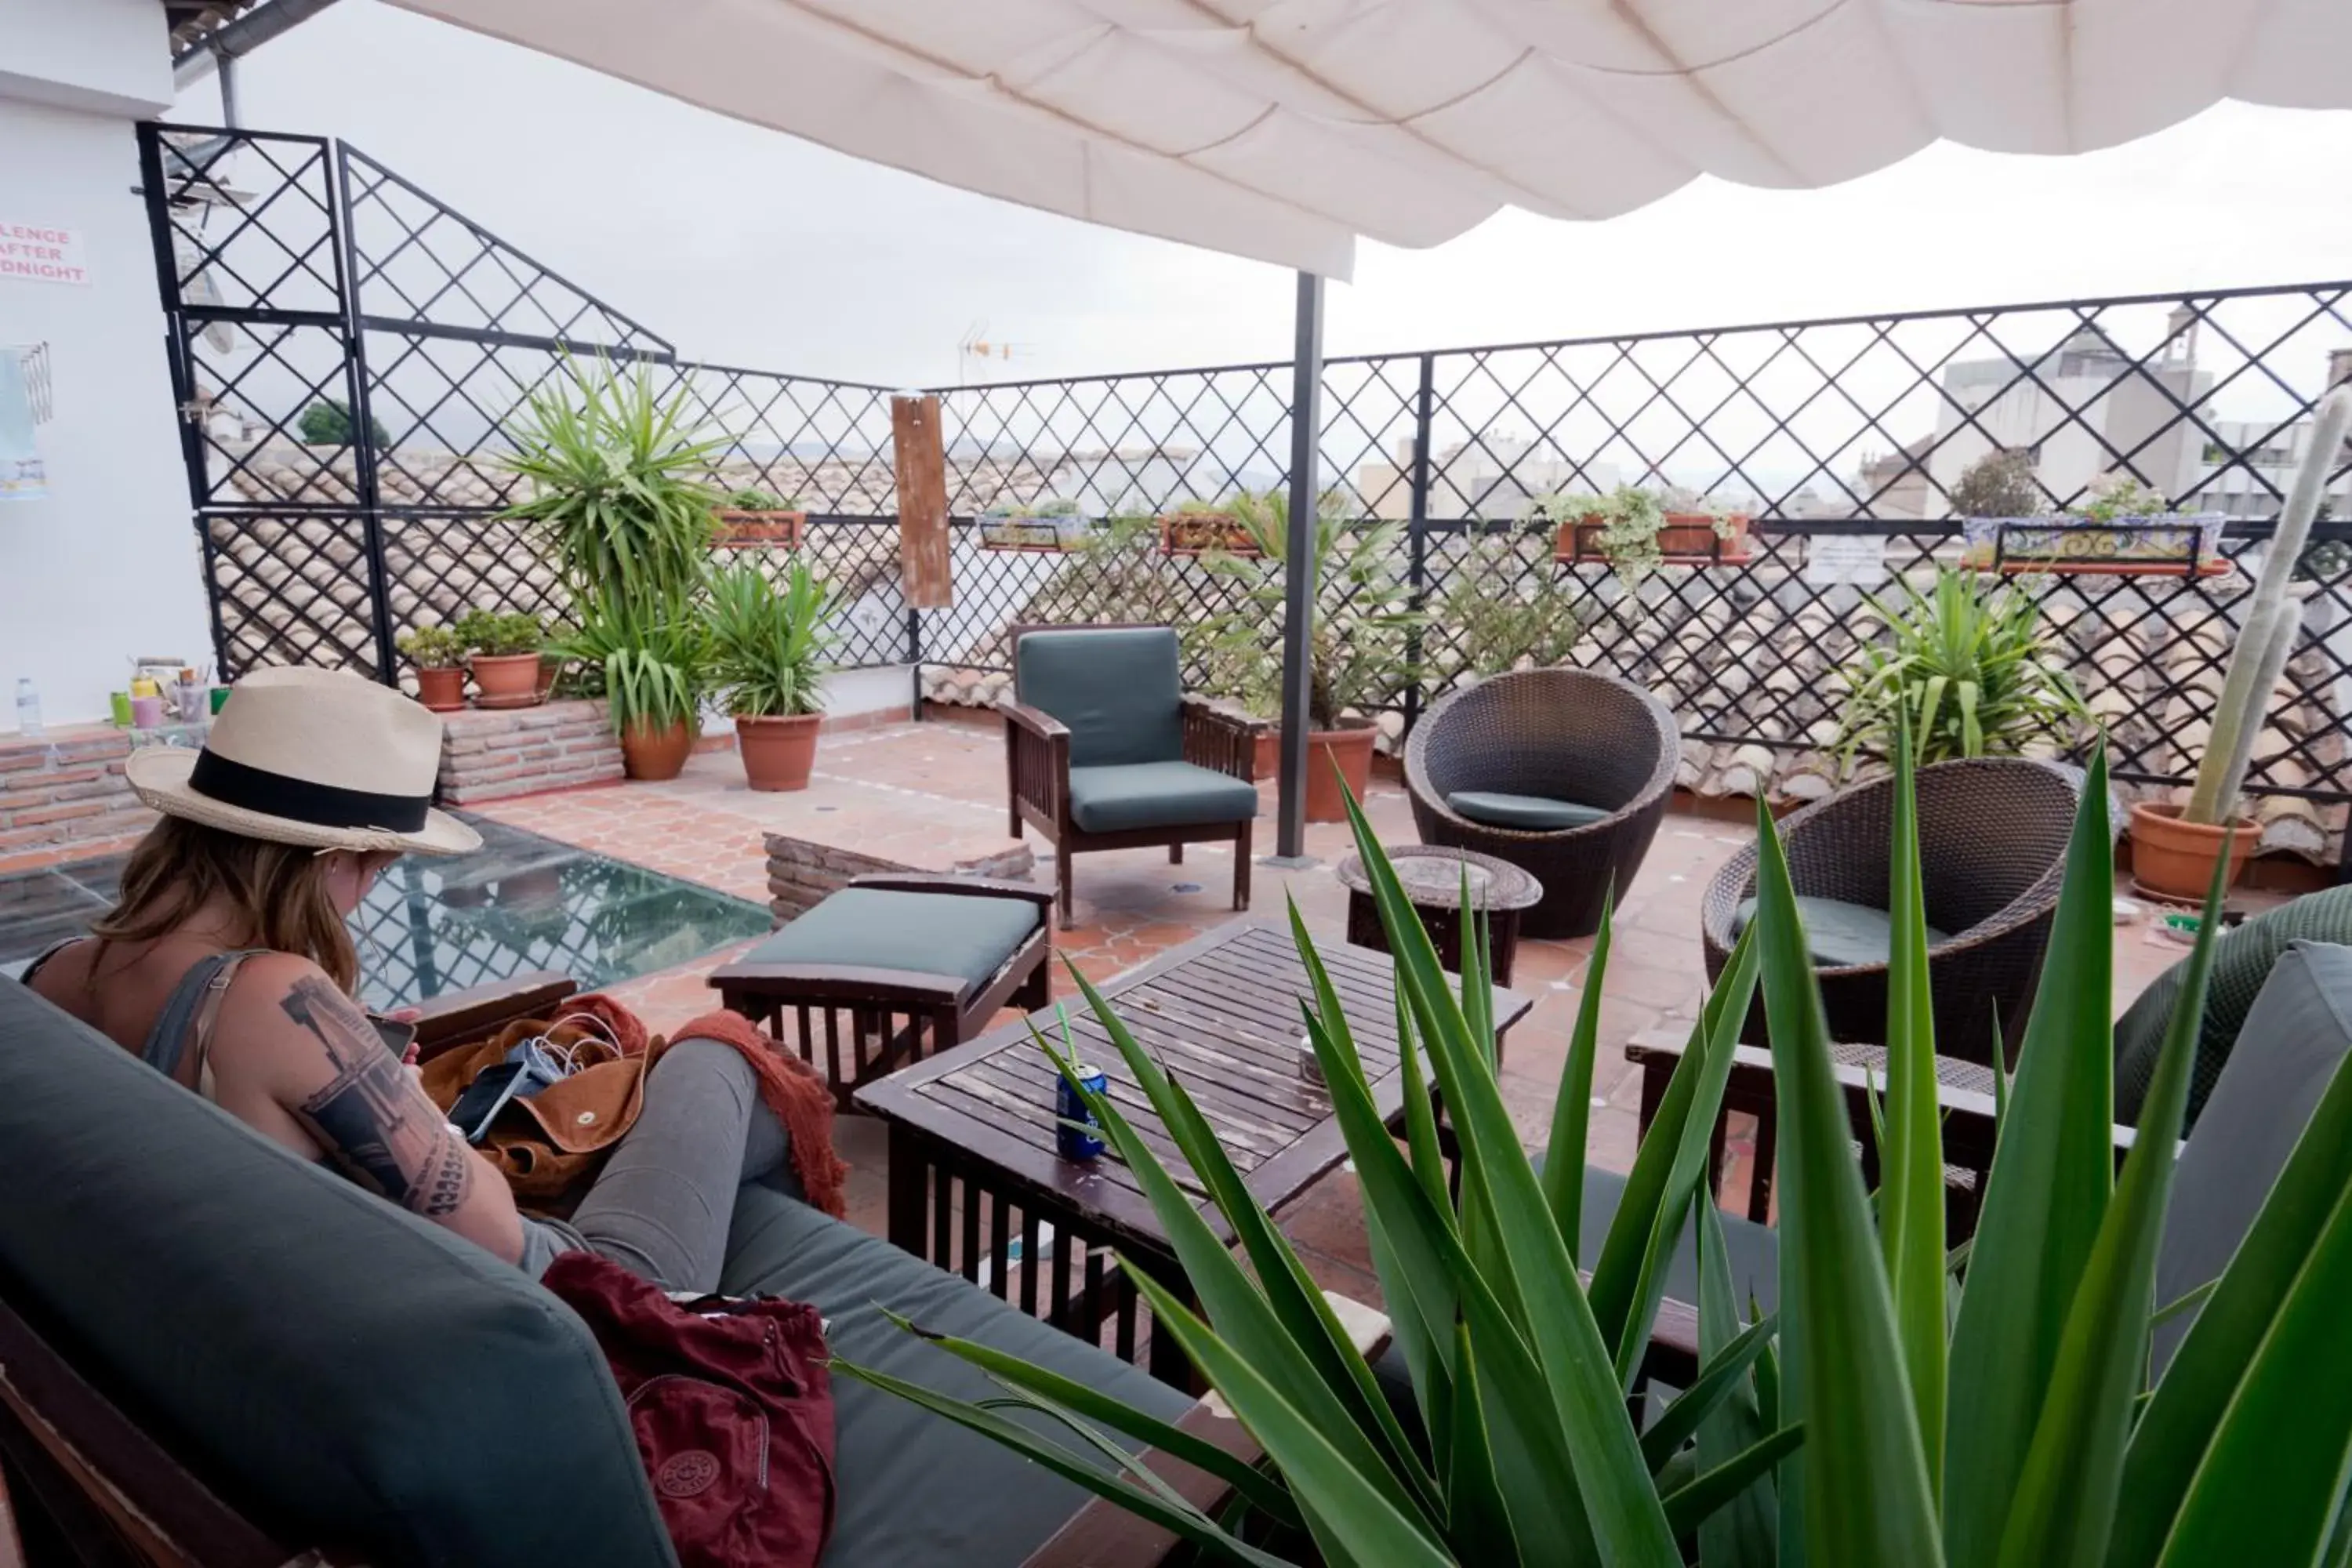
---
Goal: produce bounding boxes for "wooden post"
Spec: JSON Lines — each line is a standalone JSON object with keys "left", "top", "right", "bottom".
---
{"left": 892, "top": 394, "right": 952, "bottom": 610}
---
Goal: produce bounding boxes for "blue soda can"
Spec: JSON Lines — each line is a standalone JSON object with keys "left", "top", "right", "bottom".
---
{"left": 1057, "top": 1063, "right": 1109, "bottom": 1162}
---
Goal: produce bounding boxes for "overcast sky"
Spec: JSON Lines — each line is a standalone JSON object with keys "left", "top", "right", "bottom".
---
{"left": 185, "top": 1, "right": 2352, "bottom": 391}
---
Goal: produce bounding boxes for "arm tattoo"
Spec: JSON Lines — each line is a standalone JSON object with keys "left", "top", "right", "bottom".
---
{"left": 281, "top": 976, "right": 474, "bottom": 1218}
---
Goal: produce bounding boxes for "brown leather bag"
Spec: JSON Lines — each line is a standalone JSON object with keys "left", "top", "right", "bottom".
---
{"left": 420, "top": 1014, "right": 651, "bottom": 1203}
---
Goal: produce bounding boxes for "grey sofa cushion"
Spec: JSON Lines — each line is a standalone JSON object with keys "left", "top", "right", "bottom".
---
{"left": 0, "top": 981, "right": 673, "bottom": 1567}
{"left": 2115, "top": 884, "right": 2352, "bottom": 1130}
{"left": 722, "top": 1178, "right": 1193, "bottom": 1567}
{"left": 1068, "top": 760, "right": 1260, "bottom": 833}
{"left": 2151, "top": 940, "right": 2352, "bottom": 1370}
{"left": 1731, "top": 895, "right": 1951, "bottom": 970}
{"left": 1016, "top": 627, "right": 1184, "bottom": 768}
{"left": 1446, "top": 790, "right": 1610, "bottom": 833}
{"left": 742, "top": 888, "right": 1040, "bottom": 994}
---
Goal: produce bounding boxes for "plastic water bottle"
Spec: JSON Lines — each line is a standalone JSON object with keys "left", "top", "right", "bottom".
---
{"left": 13, "top": 678, "right": 40, "bottom": 739}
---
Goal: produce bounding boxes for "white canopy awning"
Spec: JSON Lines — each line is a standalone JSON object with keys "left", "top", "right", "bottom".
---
{"left": 387, "top": 0, "right": 2352, "bottom": 279}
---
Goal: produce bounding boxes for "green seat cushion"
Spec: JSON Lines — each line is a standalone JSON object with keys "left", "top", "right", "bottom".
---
{"left": 1067, "top": 760, "right": 1260, "bottom": 834}
{"left": 1446, "top": 790, "right": 1610, "bottom": 832}
{"left": 2153, "top": 942, "right": 2352, "bottom": 1372}
{"left": 1015, "top": 626, "right": 1183, "bottom": 767}
{"left": 0, "top": 982, "right": 673, "bottom": 1566}
{"left": 722, "top": 1178, "right": 1192, "bottom": 1566}
{"left": 1731, "top": 895, "right": 1950, "bottom": 970}
{"left": 743, "top": 888, "right": 1041, "bottom": 994}
{"left": 2116, "top": 884, "right": 2352, "bottom": 1130}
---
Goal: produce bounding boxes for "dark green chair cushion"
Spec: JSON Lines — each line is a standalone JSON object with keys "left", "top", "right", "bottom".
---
{"left": 1446, "top": 790, "right": 1610, "bottom": 833}
{"left": 722, "top": 1178, "right": 1193, "bottom": 1567}
{"left": 0, "top": 982, "right": 674, "bottom": 1567}
{"left": 2116, "top": 884, "right": 2352, "bottom": 1130}
{"left": 743, "top": 888, "right": 1041, "bottom": 994}
{"left": 2153, "top": 942, "right": 2352, "bottom": 1371}
{"left": 1067, "top": 761, "right": 1260, "bottom": 833}
{"left": 1731, "top": 895, "right": 1951, "bottom": 970}
{"left": 1015, "top": 627, "right": 1184, "bottom": 768}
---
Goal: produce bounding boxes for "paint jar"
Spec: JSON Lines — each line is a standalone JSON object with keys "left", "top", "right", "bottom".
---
{"left": 108, "top": 691, "right": 133, "bottom": 728}
{"left": 129, "top": 695, "right": 165, "bottom": 729}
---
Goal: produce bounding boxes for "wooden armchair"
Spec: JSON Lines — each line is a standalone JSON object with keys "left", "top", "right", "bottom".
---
{"left": 1003, "top": 624, "right": 1265, "bottom": 924}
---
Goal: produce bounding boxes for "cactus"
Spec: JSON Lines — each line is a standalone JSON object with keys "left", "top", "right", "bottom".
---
{"left": 2183, "top": 387, "right": 2352, "bottom": 825}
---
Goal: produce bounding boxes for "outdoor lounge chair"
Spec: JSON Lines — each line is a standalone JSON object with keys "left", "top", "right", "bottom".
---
{"left": 1404, "top": 668, "right": 1679, "bottom": 939}
{"left": 1001, "top": 623, "right": 1264, "bottom": 924}
{"left": 710, "top": 873, "right": 1054, "bottom": 1112}
{"left": 1700, "top": 757, "right": 2080, "bottom": 1067}
{"left": 0, "top": 975, "right": 1191, "bottom": 1568}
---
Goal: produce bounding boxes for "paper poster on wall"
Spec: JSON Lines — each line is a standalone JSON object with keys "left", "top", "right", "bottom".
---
{"left": 0, "top": 353, "right": 43, "bottom": 500}
{"left": 1803, "top": 532, "right": 1886, "bottom": 588}
{"left": 0, "top": 222, "right": 89, "bottom": 287}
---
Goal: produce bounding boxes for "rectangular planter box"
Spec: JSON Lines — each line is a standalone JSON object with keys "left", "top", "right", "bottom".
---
{"left": 1959, "top": 514, "right": 2228, "bottom": 577}
{"left": 978, "top": 517, "right": 1078, "bottom": 552}
{"left": 1555, "top": 512, "right": 1752, "bottom": 566}
{"left": 713, "top": 509, "right": 806, "bottom": 550}
{"left": 1159, "top": 512, "right": 1259, "bottom": 557}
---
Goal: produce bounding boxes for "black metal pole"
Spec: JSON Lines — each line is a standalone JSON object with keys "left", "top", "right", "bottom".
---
{"left": 1402, "top": 352, "right": 1435, "bottom": 734}
{"left": 1272, "top": 271, "right": 1325, "bottom": 863}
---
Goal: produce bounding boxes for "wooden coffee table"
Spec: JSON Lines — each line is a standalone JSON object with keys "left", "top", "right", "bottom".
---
{"left": 855, "top": 917, "right": 1532, "bottom": 1385}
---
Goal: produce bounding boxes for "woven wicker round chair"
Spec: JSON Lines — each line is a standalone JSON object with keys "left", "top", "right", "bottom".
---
{"left": 1700, "top": 757, "right": 2082, "bottom": 1067}
{"left": 1405, "top": 669, "right": 1679, "bottom": 939}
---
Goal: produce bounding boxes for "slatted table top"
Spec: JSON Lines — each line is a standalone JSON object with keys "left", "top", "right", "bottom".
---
{"left": 856, "top": 918, "right": 1534, "bottom": 1250}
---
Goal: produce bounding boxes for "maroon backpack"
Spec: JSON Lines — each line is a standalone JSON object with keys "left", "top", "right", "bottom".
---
{"left": 542, "top": 1252, "right": 837, "bottom": 1568}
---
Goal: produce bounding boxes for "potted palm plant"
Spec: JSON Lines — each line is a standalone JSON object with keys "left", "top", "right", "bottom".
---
{"left": 395, "top": 623, "right": 467, "bottom": 713}
{"left": 2132, "top": 390, "right": 2352, "bottom": 898}
{"left": 551, "top": 590, "right": 705, "bottom": 781}
{"left": 455, "top": 608, "right": 546, "bottom": 709}
{"left": 713, "top": 486, "right": 805, "bottom": 550}
{"left": 706, "top": 559, "right": 838, "bottom": 792}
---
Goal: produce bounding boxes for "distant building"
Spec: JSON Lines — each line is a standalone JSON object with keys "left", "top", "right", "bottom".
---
{"left": 2184, "top": 349, "right": 2352, "bottom": 520}
{"left": 1353, "top": 434, "right": 1621, "bottom": 522}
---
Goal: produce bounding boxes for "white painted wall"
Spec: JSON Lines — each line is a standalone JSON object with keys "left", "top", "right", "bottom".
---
{"left": 1, "top": 2, "right": 209, "bottom": 731}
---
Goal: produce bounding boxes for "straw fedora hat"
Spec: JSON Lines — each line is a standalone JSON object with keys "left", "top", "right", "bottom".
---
{"left": 125, "top": 667, "right": 481, "bottom": 858}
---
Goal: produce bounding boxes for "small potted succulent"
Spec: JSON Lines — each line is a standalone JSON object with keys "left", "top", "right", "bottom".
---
{"left": 712, "top": 486, "right": 806, "bottom": 550}
{"left": 1956, "top": 456, "right": 2227, "bottom": 577}
{"left": 2132, "top": 390, "right": 2352, "bottom": 898}
{"left": 706, "top": 558, "right": 838, "bottom": 791}
{"left": 1159, "top": 494, "right": 1263, "bottom": 557}
{"left": 456, "top": 609, "right": 546, "bottom": 708}
{"left": 978, "top": 497, "right": 1088, "bottom": 551}
{"left": 1538, "top": 484, "right": 1751, "bottom": 587}
{"left": 396, "top": 623, "right": 467, "bottom": 713}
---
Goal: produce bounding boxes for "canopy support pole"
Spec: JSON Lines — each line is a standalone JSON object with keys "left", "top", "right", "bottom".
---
{"left": 1270, "top": 270, "right": 1325, "bottom": 866}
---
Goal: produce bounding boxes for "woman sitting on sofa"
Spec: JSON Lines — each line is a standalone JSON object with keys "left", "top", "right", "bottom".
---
{"left": 21, "top": 666, "right": 782, "bottom": 1289}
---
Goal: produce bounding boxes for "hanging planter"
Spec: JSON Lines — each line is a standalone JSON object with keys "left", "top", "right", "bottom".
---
{"left": 978, "top": 517, "right": 1066, "bottom": 551}
{"left": 1959, "top": 514, "right": 2229, "bottom": 578}
{"left": 713, "top": 509, "right": 806, "bottom": 550}
{"left": 1160, "top": 509, "right": 1259, "bottom": 557}
{"left": 1555, "top": 511, "right": 1752, "bottom": 567}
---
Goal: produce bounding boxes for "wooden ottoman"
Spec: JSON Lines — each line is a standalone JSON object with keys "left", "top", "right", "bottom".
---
{"left": 710, "top": 873, "right": 1054, "bottom": 1111}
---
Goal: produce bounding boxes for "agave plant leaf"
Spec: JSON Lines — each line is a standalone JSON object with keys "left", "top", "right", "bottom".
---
{"left": 1991, "top": 836, "right": 2229, "bottom": 1568}
{"left": 1638, "top": 1308, "right": 1780, "bottom": 1474}
{"left": 1661, "top": 1424, "right": 1807, "bottom": 1539}
{"left": 1944, "top": 750, "right": 2117, "bottom": 1568}
{"left": 1446, "top": 1318, "right": 1519, "bottom": 1564}
{"left": 1541, "top": 884, "right": 1614, "bottom": 1265}
{"left": 1880, "top": 710, "right": 1948, "bottom": 1496}
{"left": 1697, "top": 1194, "right": 1780, "bottom": 1566}
{"left": 1750, "top": 795, "right": 1942, "bottom": 1564}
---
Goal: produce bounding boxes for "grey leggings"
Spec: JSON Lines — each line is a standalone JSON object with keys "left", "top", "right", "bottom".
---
{"left": 516, "top": 1039, "right": 793, "bottom": 1292}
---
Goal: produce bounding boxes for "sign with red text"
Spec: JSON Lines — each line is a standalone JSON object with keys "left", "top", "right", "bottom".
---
{"left": 0, "top": 223, "right": 89, "bottom": 287}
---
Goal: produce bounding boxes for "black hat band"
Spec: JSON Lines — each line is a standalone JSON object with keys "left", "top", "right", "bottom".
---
{"left": 188, "top": 750, "right": 431, "bottom": 834}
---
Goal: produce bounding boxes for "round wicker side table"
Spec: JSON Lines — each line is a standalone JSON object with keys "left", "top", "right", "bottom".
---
{"left": 1334, "top": 845, "right": 1544, "bottom": 987}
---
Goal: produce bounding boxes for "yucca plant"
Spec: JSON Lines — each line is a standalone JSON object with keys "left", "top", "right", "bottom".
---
{"left": 835, "top": 704, "right": 2352, "bottom": 1563}
{"left": 1835, "top": 565, "right": 2089, "bottom": 767}
{"left": 550, "top": 590, "right": 703, "bottom": 737}
{"left": 704, "top": 559, "right": 837, "bottom": 719}
{"left": 497, "top": 354, "right": 725, "bottom": 613}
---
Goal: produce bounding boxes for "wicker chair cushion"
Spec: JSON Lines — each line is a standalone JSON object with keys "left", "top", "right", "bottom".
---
{"left": 1067, "top": 761, "right": 1260, "bottom": 833}
{"left": 1015, "top": 626, "right": 1183, "bottom": 768}
{"left": 1445, "top": 790, "right": 1609, "bottom": 832}
{"left": 2151, "top": 941, "right": 2352, "bottom": 1373}
{"left": 1732, "top": 895, "right": 1951, "bottom": 969}
{"left": 741, "top": 888, "right": 1041, "bottom": 993}
{"left": 2115, "top": 884, "right": 2352, "bottom": 1130}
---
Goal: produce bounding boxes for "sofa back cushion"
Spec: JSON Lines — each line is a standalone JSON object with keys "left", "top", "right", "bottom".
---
{"left": 1016, "top": 626, "right": 1184, "bottom": 768}
{"left": 0, "top": 980, "right": 676, "bottom": 1567}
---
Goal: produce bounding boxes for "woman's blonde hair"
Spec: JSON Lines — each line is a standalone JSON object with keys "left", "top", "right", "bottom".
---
{"left": 89, "top": 816, "right": 361, "bottom": 993}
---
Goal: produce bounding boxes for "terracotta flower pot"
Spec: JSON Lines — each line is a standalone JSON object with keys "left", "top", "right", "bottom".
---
{"left": 620, "top": 718, "right": 695, "bottom": 782}
{"left": 413, "top": 666, "right": 466, "bottom": 713}
{"left": 2129, "top": 800, "right": 2261, "bottom": 902}
{"left": 1304, "top": 723, "right": 1378, "bottom": 823}
{"left": 470, "top": 652, "right": 543, "bottom": 708}
{"left": 535, "top": 653, "right": 562, "bottom": 702}
{"left": 1252, "top": 727, "right": 1278, "bottom": 782}
{"left": 735, "top": 712, "right": 822, "bottom": 792}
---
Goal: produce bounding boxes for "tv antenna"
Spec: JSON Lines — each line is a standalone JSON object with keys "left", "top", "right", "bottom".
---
{"left": 956, "top": 322, "right": 1031, "bottom": 385}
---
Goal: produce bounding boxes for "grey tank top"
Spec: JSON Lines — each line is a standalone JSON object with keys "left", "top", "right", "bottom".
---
{"left": 20, "top": 940, "right": 266, "bottom": 1099}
